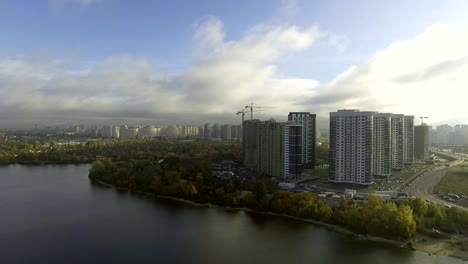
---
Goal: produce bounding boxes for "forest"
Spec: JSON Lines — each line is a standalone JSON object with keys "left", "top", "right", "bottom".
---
{"left": 0, "top": 139, "right": 242, "bottom": 164}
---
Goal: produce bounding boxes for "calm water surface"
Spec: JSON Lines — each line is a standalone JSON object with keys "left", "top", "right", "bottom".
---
{"left": 0, "top": 164, "right": 465, "bottom": 264}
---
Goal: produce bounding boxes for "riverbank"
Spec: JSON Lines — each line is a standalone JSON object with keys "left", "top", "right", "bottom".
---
{"left": 94, "top": 180, "right": 468, "bottom": 261}
{"left": 155, "top": 195, "right": 405, "bottom": 246}
{"left": 413, "top": 234, "right": 468, "bottom": 261}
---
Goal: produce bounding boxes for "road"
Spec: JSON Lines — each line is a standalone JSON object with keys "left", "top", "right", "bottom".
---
{"left": 411, "top": 163, "right": 468, "bottom": 212}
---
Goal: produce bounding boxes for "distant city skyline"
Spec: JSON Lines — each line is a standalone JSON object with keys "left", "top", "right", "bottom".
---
{"left": 1, "top": 0, "right": 468, "bottom": 128}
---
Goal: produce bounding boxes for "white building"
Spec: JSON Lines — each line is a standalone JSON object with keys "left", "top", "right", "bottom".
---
{"left": 373, "top": 113, "right": 392, "bottom": 177}
{"left": 329, "top": 110, "right": 375, "bottom": 185}
{"left": 391, "top": 114, "right": 405, "bottom": 170}
{"left": 391, "top": 115, "right": 414, "bottom": 169}
{"left": 403, "top": 116, "right": 414, "bottom": 164}
{"left": 330, "top": 110, "right": 415, "bottom": 185}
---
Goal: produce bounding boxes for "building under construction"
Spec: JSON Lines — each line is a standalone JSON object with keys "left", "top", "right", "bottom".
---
{"left": 243, "top": 119, "right": 303, "bottom": 181}
{"left": 414, "top": 124, "right": 429, "bottom": 160}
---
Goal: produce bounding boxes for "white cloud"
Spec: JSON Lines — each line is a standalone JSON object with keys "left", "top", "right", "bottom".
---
{"left": 0, "top": 17, "right": 329, "bottom": 126}
{"left": 1, "top": 19, "right": 466, "bottom": 127}
{"left": 310, "top": 24, "right": 468, "bottom": 125}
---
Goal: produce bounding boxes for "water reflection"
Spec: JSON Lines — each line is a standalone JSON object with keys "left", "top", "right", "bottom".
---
{"left": 0, "top": 164, "right": 464, "bottom": 264}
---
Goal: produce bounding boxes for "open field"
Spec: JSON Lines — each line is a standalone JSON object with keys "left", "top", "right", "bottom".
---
{"left": 435, "top": 163, "right": 468, "bottom": 196}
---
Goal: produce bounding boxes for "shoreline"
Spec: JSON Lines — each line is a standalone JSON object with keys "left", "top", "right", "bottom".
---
{"left": 94, "top": 180, "right": 468, "bottom": 261}
{"left": 154, "top": 195, "right": 404, "bottom": 245}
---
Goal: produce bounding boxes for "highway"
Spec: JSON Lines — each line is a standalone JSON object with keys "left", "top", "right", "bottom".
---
{"left": 410, "top": 162, "right": 468, "bottom": 212}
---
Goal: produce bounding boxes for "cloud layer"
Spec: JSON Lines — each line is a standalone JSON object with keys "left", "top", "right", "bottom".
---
{"left": 309, "top": 24, "right": 468, "bottom": 125}
{"left": 0, "top": 17, "right": 328, "bottom": 127}
{"left": 0, "top": 19, "right": 467, "bottom": 128}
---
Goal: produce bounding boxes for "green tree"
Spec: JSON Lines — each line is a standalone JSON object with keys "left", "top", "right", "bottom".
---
{"left": 253, "top": 181, "right": 267, "bottom": 201}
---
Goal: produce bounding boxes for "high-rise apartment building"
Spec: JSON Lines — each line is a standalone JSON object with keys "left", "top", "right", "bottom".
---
{"left": 436, "top": 125, "right": 452, "bottom": 146}
{"left": 287, "top": 112, "right": 316, "bottom": 168}
{"left": 429, "top": 126, "right": 437, "bottom": 146}
{"left": 243, "top": 120, "right": 303, "bottom": 180}
{"left": 389, "top": 114, "right": 414, "bottom": 169}
{"left": 257, "top": 121, "right": 284, "bottom": 178}
{"left": 212, "top": 123, "right": 222, "bottom": 139}
{"left": 102, "top": 125, "right": 120, "bottom": 138}
{"left": 403, "top": 116, "right": 414, "bottom": 164}
{"left": 120, "top": 126, "right": 139, "bottom": 139}
{"left": 329, "top": 110, "right": 374, "bottom": 185}
{"left": 112, "top": 125, "right": 120, "bottom": 138}
{"left": 139, "top": 125, "right": 155, "bottom": 138}
{"left": 243, "top": 120, "right": 261, "bottom": 169}
{"left": 454, "top": 125, "right": 468, "bottom": 146}
{"left": 204, "top": 123, "right": 212, "bottom": 139}
{"left": 102, "top": 125, "right": 113, "bottom": 138}
{"left": 330, "top": 110, "right": 415, "bottom": 185}
{"left": 221, "top": 124, "right": 232, "bottom": 140}
{"left": 415, "top": 124, "right": 429, "bottom": 160}
{"left": 283, "top": 123, "right": 303, "bottom": 180}
{"left": 231, "top": 125, "right": 243, "bottom": 139}
{"left": 391, "top": 115, "right": 404, "bottom": 170}
{"left": 373, "top": 113, "right": 392, "bottom": 177}
{"left": 179, "top": 126, "right": 199, "bottom": 138}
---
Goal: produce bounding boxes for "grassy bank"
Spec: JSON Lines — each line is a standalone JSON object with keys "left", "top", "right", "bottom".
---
{"left": 435, "top": 164, "right": 468, "bottom": 196}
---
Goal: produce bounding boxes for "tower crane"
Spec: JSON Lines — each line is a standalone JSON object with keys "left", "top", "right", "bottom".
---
{"left": 236, "top": 109, "right": 248, "bottom": 123}
{"left": 236, "top": 108, "right": 266, "bottom": 124}
{"left": 245, "top": 102, "right": 275, "bottom": 120}
{"left": 419, "top": 116, "right": 428, "bottom": 125}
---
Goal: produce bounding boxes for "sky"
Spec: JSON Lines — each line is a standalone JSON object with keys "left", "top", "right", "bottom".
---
{"left": 1, "top": 0, "right": 468, "bottom": 128}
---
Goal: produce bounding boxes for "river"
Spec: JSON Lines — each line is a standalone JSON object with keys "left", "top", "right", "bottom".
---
{"left": 0, "top": 164, "right": 464, "bottom": 264}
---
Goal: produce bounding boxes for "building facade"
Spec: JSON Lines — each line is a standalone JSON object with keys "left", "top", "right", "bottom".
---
{"left": 221, "top": 124, "right": 232, "bottom": 141}
{"left": 120, "top": 126, "right": 139, "bottom": 139}
{"left": 287, "top": 112, "right": 316, "bottom": 169}
{"left": 203, "top": 123, "right": 212, "bottom": 139}
{"left": 139, "top": 125, "right": 155, "bottom": 138}
{"left": 243, "top": 119, "right": 303, "bottom": 180}
{"left": 454, "top": 125, "right": 468, "bottom": 146}
{"left": 329, "top": 110, "right": 374, "bottom": 185}
{"left": 415, "top": 125, "right": 429, "bottom": 160}
{"left": 403, "top": 116, "right": 414, "bottom": 164}
{"left": 283, "top": 123, "right": 303, "bottom": 180}
{"left": 243, "top": 120, "right": 261, "bottom": 169}
{"left": 231, "top": 125, "right": 243, "bottom": 140}
{"left": 373, "top": 113, "right": 392, "bottom": 177}
{"left": 257, "top": 121, "right": 284, "bottom": 178}
{"left": 391, "top": 114, "right": 405, "bottom": 170}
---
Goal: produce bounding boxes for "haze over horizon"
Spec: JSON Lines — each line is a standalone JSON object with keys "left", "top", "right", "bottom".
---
{"left": 1, "top": 0, "right": 468, "bottom": 129}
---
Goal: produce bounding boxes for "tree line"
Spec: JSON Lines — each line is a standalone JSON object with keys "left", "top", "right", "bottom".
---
{"left": 0, "top": 139, "right": 242, "bottom": 165}
{"left": 87, "top": 156, "right": 461, "bottom": 241}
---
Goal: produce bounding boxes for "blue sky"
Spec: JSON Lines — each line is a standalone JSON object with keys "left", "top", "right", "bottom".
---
{"left": 0, "top": 0, "right": 468, "bottom": 127}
